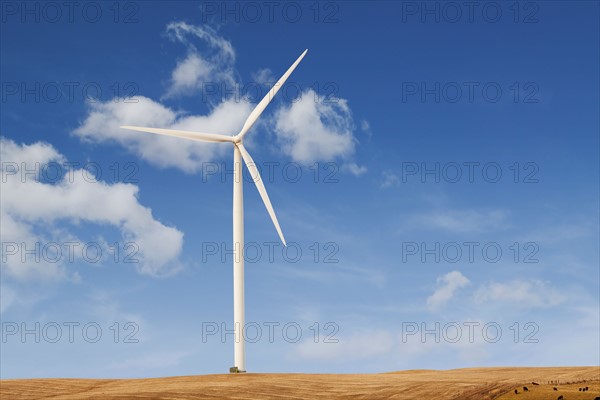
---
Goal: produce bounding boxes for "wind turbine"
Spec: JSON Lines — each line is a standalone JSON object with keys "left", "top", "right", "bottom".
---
{"left": 120, "top": 49, "right": 308, "bottom": 373}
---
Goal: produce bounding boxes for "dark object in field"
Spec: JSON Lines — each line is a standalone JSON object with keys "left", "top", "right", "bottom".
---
{"left": 557, "top": 395, "right": 563, "bottom": 400}
{"left": 553, "top": 387, "right": 558, "bottom": 390}
{"left": 523, "top": 386, "right": 528, "bottom": 392}
{"left": 514, "top": 389, "right": 518, "bottom": 394}
{"left": 531, "top": 382, "right": 539, "bottom": 385}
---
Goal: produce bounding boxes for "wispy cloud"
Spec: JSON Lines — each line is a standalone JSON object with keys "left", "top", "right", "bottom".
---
{"left": 406, "top": 209, "right": 510, "bottom": 233}
{"left": 427, "top": 271, "right": 471, "bottom": 311}
{"left": 360, "top": 119, "right": 372, "bottom": 139}
{"left": 474, "top": 279, "right": 567, "bottom": 308}
{"left": 380, "top": 170, "right": 400, "bottom": 188}
{"left": 251, "top": 68, "right": 275, "bottom": 85}
{"left": 163, "top": 22, "right": 236, "bottom": 99}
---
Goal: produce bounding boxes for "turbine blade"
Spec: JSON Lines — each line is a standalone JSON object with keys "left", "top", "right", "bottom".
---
{"left": 236, "top": 143, "right": 287, "bottom": 246}
{"left": 120, "top": 126, "right": 234, "bottom": 143}
{"left": 237, "top": 49, "right": 308, "bottom": 139}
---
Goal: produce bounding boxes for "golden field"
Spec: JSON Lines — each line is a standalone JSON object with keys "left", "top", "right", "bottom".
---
{"left": 1, "top": 366, "right": 598, "bottom": 400}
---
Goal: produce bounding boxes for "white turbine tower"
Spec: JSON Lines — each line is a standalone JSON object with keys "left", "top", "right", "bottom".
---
{"left": 120, "top": 49, "right": 308, "bottom": 373}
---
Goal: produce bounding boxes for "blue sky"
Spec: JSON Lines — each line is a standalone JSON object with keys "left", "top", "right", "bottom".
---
{"left": 1, "top": 1, "right": 598, "bottom": 378}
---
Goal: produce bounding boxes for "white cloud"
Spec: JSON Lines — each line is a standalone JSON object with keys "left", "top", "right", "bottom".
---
{"left": 474, "top": 279, "right": 567, "bottom": 308}
{"left": 360, "top": 119, "right": 372, "bottom": 138}
{"left": 273, "top": 89, "right": 365, "bottom": 175}
{"left": 166, "top": 22, "right": 235, "bottom": 61}
{"left": 164, "top": 21, "right": 236, "bottom": 98}
{"left": 75, "top": 23, "right": 366, "bottom": 177}
{"left": 427, "top": 271, "right": 471, "bottom": 311}
{"left": 343, "top": 162, "right": 367, "bottom": 176}
{"left": 0, "top": 138, "right": 65, "bottom": 167}
{"left": 380, "top": 170, "right": 400, "bottom": 188}
{"left": 251, "top": 68, "right": 275, "bottom": 85}
{"left": 1, "top": 138, "right": 184, "bottom": 279}
{"left": 73, "top": 96, "right": 251, "bottom": 173}
{"left": 167, "top": 53, "right": 213, "bottom": 96}
{"left": 0, "top": 284, "right": 16, "bottom": 313}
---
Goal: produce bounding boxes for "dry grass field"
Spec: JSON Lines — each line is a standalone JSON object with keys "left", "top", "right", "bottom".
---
{"left": 1, "top": 366, "right": 598, "bottom": 400}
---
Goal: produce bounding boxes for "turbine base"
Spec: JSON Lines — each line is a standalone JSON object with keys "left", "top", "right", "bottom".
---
{"left": 229, "top": 367, "right": 246, "bottom": 373}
